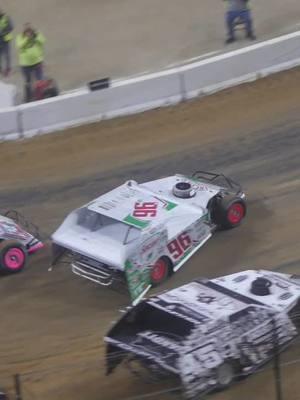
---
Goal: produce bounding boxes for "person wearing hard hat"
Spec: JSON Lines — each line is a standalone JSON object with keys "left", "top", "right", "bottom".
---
{"left": 224, "top": 0, "right": 256, "bottom": 44}
{"left": 0, "top": 8, "right": 13, "bottom": 77}
{"left": 16, "top": 23, "right": 45, "bottom": 102}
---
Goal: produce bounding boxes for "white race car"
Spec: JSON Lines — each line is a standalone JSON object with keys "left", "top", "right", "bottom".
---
{"left": 0, "top": 210, "right": 44, "bottom": 274}
{"left": 105, "top": 270, "right": 300, "bottom": 398}
{"left": 52, "top": 171, "right": 246, "bottom": 303}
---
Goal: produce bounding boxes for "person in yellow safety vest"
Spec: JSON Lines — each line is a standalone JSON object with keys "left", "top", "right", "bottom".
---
{"left": 0, "top": 8, "right": 14, "bottom": 77}
{"left": 16, "top": 23, "right": 46, "bottom": 102}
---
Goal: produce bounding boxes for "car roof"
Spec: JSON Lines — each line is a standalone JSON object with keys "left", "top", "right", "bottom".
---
{"left": 146, "top": 270, "right": 300, "bottom": 324}
{"left": 87, "top": 175, "right": 218, "bottom": 229}
{"left": 214, "top": 270, "right": 300, "bottom": 312}
{"left": 148, "top": 280, "right": 257, "bottom": 325}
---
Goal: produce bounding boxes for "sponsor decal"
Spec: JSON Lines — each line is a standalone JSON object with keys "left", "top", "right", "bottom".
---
{"left": 123, "top": 215, "right": 150, "bottom": 229}
{"left": 0, "top": 220, "right": 30, "bottom": 241}
{"left": 177, "top": 308, "right": 297, "bottom": 398}
{"left": 137, "top": 331, "right": 182, "bottom": 353}
{"left": 141, "top": 237, "right": 161, "bottom": 255}
{"left": 125, "top": 230, "right": 168, "bottom": 302}
{"left": 125, "top": 259, "right": 150, "bottom": 301}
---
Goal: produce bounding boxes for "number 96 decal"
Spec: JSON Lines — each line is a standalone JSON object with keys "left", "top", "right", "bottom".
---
{"left": 167, "top": 232, "right": 192, "bottom": 260}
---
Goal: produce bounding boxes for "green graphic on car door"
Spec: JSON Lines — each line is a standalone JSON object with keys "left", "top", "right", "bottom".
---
{"left": 125, "top": 227, "right": 168, "bottom": 303}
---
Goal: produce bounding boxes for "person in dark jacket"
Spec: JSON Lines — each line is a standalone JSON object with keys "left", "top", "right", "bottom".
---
{"left": 224, "top": 0, "right": 256, "bottom": 44}
{"left": 0, "top": 8, "right": 13, "bottom": 76}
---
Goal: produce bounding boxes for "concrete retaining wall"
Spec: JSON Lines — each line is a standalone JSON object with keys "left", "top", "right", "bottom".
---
{"left": 0, "top": 108, "right": 20, "bottom": 140}
{"left": 0, "top": 30, "right": 300, "bottom": 141}
{"left": 182, "top": 32, "right": 300, "bottom": 98}
{"left": 0, "top": 81, "right": 17, "bottom": 108}
{"left": 19, "top": 72, "right": 182, "bottom": 137}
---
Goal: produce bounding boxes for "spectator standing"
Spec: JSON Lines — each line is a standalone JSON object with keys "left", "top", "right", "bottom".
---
{"left": 16, "top": 23, "right": 45, "bottom": 101}
{"left": 0, "top": 8, "right": 13, "bottom": 77}
{"left": 224, "top": 0, "right": 256, "bottom": 44}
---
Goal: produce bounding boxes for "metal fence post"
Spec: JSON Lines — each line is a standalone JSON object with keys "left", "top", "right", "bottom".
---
{"left": 272, "top": 317, "right": 283, "bottom": 400}
{"left": 14, "top": 375, "right": 22, "bottom": 400}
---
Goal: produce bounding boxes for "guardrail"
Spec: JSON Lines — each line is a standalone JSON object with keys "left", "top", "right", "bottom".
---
{"left": 1, "top": 30, "right": 300, "bottom": 141}
{"left": 0, "top": 107, "right": 20, "bottom": 140}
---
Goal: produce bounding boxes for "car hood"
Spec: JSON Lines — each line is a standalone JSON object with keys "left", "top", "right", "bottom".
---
{"left": 52, "top": 226, "right": 128, "bottom": 269}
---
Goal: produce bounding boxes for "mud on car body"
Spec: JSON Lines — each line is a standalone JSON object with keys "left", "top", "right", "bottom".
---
{"left": 51, "top": 171, "right": 246, "bottom": 304}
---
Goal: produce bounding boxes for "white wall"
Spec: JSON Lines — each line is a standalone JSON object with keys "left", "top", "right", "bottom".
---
{"left": 0, "top": 31, "right": 300, "bottom": 141}
{"left": 0, "top": 108, "right": 19, "bottom": 140}
{"left": 0, "top": 81, "right": 17, "bottom": 108}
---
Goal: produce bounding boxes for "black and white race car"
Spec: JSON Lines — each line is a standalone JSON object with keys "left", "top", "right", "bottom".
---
{"left": 105, "top": 270, "right": 300, "bottom": 398}
{"left": 0, "top": 210, "right": 43, "bottom": 274}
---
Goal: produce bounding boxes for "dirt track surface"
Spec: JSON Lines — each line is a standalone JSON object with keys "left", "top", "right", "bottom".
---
{"left": 1, "top": 68, "right": 300, "bottom": 400}
{"left": 1, "top": 0, "right": 300, "bottom": 90}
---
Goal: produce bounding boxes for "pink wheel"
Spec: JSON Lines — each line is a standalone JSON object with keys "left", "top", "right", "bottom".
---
{"left": 151, "top": 258, "right": 170, "bottom": 287}
{"left": 4, "top": 248, "right": 26, "bottom": 271}
{"left": 0, "top": 241, "right": 27, "bottom": 274}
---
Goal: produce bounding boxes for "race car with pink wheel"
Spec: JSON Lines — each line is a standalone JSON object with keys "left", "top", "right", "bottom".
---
{"left": 51, "top": 171, "right": 246, "bottom": 304}
{"left": 0, "top": 210, "right": 44, "bottom": 274}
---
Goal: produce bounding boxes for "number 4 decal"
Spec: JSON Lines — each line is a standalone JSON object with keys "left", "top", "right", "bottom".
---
{"left": 167, "top": 232, "right": 192, "bottom": 260}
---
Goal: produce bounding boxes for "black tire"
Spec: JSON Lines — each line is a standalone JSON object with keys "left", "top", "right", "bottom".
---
{"left": 150, "top": 257, "right": 172, "bottom": 287}
{"left": 215, "top": 362, "right": 235, "bottom": 389}
{"left": 211, "top": 195, "right": 246, "bottom": 230}
{"left": 0, "top": 240, "right": 28, "bottom": 274}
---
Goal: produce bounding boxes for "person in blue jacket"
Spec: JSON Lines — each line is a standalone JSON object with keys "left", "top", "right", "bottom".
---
{"left": 224, "top": 0, "right": 256, "bottom": 44}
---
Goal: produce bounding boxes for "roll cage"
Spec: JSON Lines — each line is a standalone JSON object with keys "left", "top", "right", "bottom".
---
{"left": 192, "top": 170, "right": 243, "bottom": 196}
{"left": 3, "top": 209, "right": 42, "bottom": 240}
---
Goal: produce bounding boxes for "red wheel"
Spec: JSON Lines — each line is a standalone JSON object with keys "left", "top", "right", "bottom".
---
{"left": 227, "top": 202, "right": 245, "bottom": 225}
{"left": 0, "top": 241, "right": 27, "bottom": 274}
{"left": 211, "top": 196, "right": 246, "bottom": 229}
{"left": 150, "top": 258, "right": 170, "bottom": 287}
